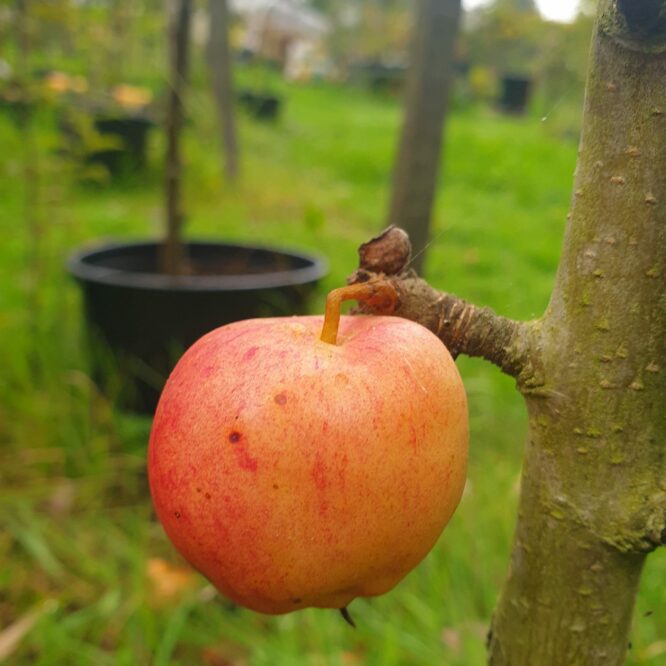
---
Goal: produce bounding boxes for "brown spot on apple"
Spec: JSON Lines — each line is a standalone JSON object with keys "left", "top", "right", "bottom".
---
{"left": 274, "top": 392, "right": 288, "bottom": 406}
{"left": 229, "top": 431, "right": 241, "bottom": 443}
{"left": 174, "top": 511, "right": 181, "bottom": 519}
{"left": 335, "top": 373, "right": 349, "bottom": 387}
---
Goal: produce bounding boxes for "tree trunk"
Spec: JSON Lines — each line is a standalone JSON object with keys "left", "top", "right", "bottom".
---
{"left": 15, "top": 0, "right": 42, "bottom": 344}
{"left": 488, "top": 3, "right": 666, "bottom": 663}
{"left": 386, "top": 0, "right": 461, "bottom": 275}
{"left": 349, "top": 2, "right": 665, "bottom": 663}
{"left": 207, "top": 0, "right": 239, "bottom": 183}
{"left": 107, "top": 0, "right": 129, "bottom": 86}
{"left": 161, "top": 0, "right": 192, "bottom": 276}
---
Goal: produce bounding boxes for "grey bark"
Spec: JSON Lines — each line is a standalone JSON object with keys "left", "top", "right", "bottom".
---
{"left": 385, "top": 0, "right": 461, "bottom": 275}
{"left": 207, "top": 0, "right": 239, "bottom": 183}
{"left": 15, "top": 0, "right": 42, "bottom": 340}
{"left": 161, "top": 0, "right": 192, "bottom": 276}
{"left": 487, "top": 3, "right": 666, "bottom": 663}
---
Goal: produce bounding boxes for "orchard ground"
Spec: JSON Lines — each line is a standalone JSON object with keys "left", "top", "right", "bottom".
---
{"left": 0, "top": 73, "right": 664, "bottom": 665}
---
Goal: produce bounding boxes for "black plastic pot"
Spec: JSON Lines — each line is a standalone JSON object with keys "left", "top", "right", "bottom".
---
{"left": 67, "top": 240, "right": 328, "bottom": 413}
{"left": 238, "top": 89, "right": 282, "bottom": 121}
{"left": 59, "top": 111, "right": 154, "bottom": 178}
{"left": 91, "top": 115, "right": 154, "bottom": 174}
{"left": 498, "top": 75, "right": 532, "bottom": 115}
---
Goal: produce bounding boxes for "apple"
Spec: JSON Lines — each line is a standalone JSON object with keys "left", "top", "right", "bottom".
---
{"left": 148, "top": 281, "right": 468, "bottom": 615}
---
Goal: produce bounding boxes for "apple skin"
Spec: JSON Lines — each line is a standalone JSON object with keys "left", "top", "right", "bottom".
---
{"left": 148, "top": 314, "right": 468, "bottom": 614}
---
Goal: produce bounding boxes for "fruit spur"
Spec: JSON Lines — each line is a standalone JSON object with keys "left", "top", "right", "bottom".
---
{"left": 148, "top": 280, "right": 468, "bottom": 617}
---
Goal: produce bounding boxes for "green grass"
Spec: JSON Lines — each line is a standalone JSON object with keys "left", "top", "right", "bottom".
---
{"left": 0, "top": 74, "right": 664, "bottom": 665}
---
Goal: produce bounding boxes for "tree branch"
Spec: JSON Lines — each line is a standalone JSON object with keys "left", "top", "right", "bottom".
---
{"left": 348, "top": 227, "right": 541, "bottom": 388}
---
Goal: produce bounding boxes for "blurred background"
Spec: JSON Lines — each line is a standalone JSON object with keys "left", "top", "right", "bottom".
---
{"left": 0, "top": 0, "right": 664, "bottom": 664}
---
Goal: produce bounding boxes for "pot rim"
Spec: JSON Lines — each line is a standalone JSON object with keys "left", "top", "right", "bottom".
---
{"left": 66, "top": 239, "right": 328, "bottom": 292}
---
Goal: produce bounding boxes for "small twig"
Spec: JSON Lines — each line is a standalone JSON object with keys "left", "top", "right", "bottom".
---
{"left": 348, "top": 227, "right": 539, "bottom": 385}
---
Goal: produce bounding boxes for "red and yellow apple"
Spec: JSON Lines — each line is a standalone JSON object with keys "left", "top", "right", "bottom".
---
{"left": 148, "top": 282, "right": 468, "bottom": 615}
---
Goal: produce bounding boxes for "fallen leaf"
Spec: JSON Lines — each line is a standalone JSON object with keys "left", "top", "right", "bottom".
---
{"left": 146, "top": 558, "right": 199, "bottom": 606}
{"left": 201, "top": 643, "right": 248, "bottom": 666}
{"left": 342, "top": 650, "right": 365, "bottom": 664}
{"left": 641, "top": 640, "right": 666, "bottom": 661}
{"left": 48, "top": 480, "right": 76, "bottom": 517}
{"left": 441, "top": 627, "right": 461, "bottom": 652}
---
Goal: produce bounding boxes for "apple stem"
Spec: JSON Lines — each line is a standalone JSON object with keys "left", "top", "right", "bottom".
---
{"left": 320, "top": 280, "right": 398, "bottom": 345}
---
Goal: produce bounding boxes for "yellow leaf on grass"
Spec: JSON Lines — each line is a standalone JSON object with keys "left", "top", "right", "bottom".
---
{"left": 146, "top": 558, "right": 199, "bottom": 605}
{"left": 642, "top": 640, "right": 666, "bottom": 661}
{"left": 201, "top": 644, "right": 248, "bottom": 666}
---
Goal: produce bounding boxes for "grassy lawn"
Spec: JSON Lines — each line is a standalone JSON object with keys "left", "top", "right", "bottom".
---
{"left": 0, "top": 74, "right": 663, "bottom": 665}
